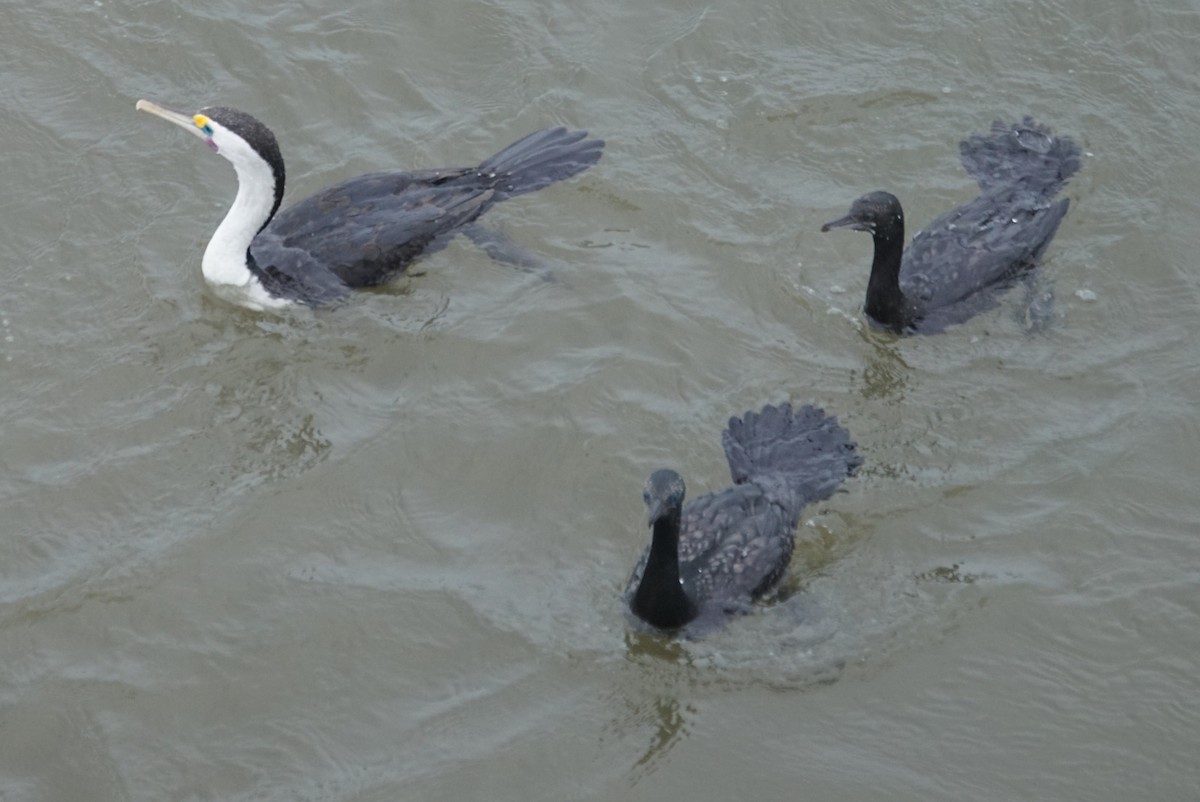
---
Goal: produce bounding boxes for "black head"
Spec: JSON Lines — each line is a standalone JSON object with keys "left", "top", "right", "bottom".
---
{"left": 821, "top": 191, "right": 904, "bottom": 237}
{"left": 200, "top": 106, "right": 286, "bottom": 226}
{"left": 643, "top": 469, "right": 686, "bottom": 525}
{"left": 198, "top": 107, "right": 282, "bottom": 165}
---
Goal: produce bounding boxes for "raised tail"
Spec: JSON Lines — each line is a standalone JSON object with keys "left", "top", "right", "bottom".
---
{"left": 959, "top": 116, "right": 1082, "bottom": 198}
{"left": 478, "top": 126, "right": 604, "bottom": 200}
{"left": 721, "top": 403, "right": 861, "bottom": 513}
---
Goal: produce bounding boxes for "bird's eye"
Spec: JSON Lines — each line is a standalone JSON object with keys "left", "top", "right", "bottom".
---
{"left": 202, "top": 124, "right": 214, "bottom": 135}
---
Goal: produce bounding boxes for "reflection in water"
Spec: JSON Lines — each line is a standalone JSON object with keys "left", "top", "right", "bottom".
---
{"left": 631, "top": 695, "right": 693, "bottom": 781}
{"left": 212, "top": 379, "right": 333, "bottom": 484}
{"left": 623, "top": 630, "right": 691, "bottom": 662}
{"left": 604, "top": 634, "right": 695, "bottom": 784}
{"left": 607, "top": 596, "right": 848, "bottom": 785}
{"left": 1015, "top": 273, "right": 1058, "bottom": 333}
{"left": 597, "top": 685, "right": 694, "bottom": 787}
{"left": 917, "top": 563, "right": 983, "bottom": 585}
{"left": 852, "top": 328, "right": 909, "bottom": 404}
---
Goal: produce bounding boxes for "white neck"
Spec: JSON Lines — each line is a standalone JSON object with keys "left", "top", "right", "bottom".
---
{"left": 202, "top": 153, "right": 276, "bottom": 290}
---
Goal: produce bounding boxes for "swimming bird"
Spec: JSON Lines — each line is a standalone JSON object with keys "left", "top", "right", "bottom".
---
{"left": 625, "top": 403, "right": 861, "bottom": 635}
{"left": 135, "top": 100, "right": 604, "bottom": 311}
{"left": 822, "top": 117, "right": 1081, "bottom": 334}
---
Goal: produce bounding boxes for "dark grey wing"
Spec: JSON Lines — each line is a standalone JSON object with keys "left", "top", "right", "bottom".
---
{"left": 308, "top": 185, "right": 492, "bottom": 288}
{"left": 678, "top": 484, "right": 794, "bottom": 607}
{"left": 251, "top": 128, "right": 602, "bottom": 299}
{"left": 268, "top": 167, "right": 475, "bottom": 238}
{"left": 699, "top": 509, "right": 794, "bottom": 603}
{"left": 247, "top": 242, "right": 354, "bottom": 306}
{"left": 902, "top": 190, "right": 1070, "bottom": 320}
{"left": 676, "top": 484, "right": 764, "bottom": 565}
{"left": 261, "top": 168, "right": 494, "bottom": 289}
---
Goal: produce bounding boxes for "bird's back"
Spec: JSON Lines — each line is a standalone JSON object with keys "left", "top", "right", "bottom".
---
{"left": 254, "top": 167, "right": 497, "bottom": 297}
{"left": 673, "top": 404, "right": 859, "bottom": 612}
{"left": 674, "top": 483, "right": 795, "bottom": 611}
{"left": 901, "top": 191, "right": 1070, "bottom": 324}
{"left": 248, "top": 126, "right": 603, "bottom": 304}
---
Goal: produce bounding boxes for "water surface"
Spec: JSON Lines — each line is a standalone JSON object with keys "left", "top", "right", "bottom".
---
{"left": 2, "top": 0, "right": 1199, "bottom": 799}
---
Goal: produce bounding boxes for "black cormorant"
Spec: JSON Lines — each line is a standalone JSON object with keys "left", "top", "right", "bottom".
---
{"left": 136, "top": 100, "right": 603, "bottom": 311}
{"left": 822, "top": 117, "right": 1081, "bottom": 334}
{"left": 625, "top": 403, "right": 860, "bottom": 635}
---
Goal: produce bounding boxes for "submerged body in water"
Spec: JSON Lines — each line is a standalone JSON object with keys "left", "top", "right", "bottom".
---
{"left": 625, "top": 403, "right": 860, "bottom": 636}
{"left": 823, "top": 117, "right": 1081, "bottom": 334}
{"left": 137, "top": 100, "right": 603, "bottom": 311}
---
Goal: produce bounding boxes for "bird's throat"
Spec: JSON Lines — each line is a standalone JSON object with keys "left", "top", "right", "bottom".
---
{"left": 201, "top": 154, "right": 277, "bottom": 290}
{"left": 632, "top": 512, "right": 698, "bottom": 629}
{"left": 864, "top": 230, "right": 911, "bottom": 331}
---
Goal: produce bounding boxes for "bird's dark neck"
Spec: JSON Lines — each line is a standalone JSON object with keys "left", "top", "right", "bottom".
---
{"left": 631, "top": 509, "right": 698, "bottom": 630}
{"left": 863, "top": 217, "right": 913, "bottom": 332}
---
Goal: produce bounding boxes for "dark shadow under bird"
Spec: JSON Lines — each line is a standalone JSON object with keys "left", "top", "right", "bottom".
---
{"left": 822, "top": 117, "right": 1081, "bottom": 335}
{"left": 625, "top": 403, "right": 861, "bottom": 636}
{"left": 136, "top": 100, "right": 604, "bottom": 311}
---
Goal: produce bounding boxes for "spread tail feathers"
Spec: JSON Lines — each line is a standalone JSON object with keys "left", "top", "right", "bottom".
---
{"left": 722, "top": 403, "right": 861, "bottom": 512}
{"left": 959, "top": 116, "right": 1081, "bottom": 198}
{"left": 478, "top": 126, "right": 604, "bottom": 199}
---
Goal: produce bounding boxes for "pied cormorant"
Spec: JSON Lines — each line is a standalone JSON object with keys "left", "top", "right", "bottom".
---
{"left": 136, "top": 100, "right": 603, "bottom": 311}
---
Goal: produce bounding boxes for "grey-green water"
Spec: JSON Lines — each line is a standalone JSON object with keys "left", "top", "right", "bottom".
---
{"left": 3, "top": 0, "right": 1199, "bottom": 799}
